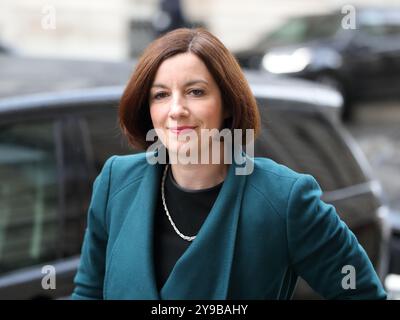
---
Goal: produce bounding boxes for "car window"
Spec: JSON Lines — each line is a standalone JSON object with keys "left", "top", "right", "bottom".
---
{"left": 360, "top": 22, "right": 400, "bottom": 37}
{"left": 260, "top": 14, "right": 341, "bottom": 47}
{"left": 0, "top": 120, "right": 59, "bottom": 274}
{"left": 359, "top": 9, "right": 400, "bottom": 37}
{"left": 255, "top": 105, "right": 367, "bottom": 191}
{"left": 60, "top": 117, "right": 95, "bottom": 258}
{"left": 360, "top": 23, "right": 388, "bottom": 37}
{"left": 83, "top": 107, "right": 133, "bottom": 172}
{"left": 384, "top": 24, "right": 400, "bottom": 36}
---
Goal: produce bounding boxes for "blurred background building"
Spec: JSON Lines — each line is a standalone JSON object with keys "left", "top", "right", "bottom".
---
{"left": 0, "top": 0, "right": 399, "bottom": 60}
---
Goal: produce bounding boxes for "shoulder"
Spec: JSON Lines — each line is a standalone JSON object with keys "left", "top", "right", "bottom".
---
{"left": 252, "top": 157, "right": 300, "bottom": 181}
{"left": 97, "top": 152, "right": 150, "bottom": 196}
{"left": 247, "top": 157, "right": 321, "bottom": 218}
{"left": 106, "top": 152, "right": 149, "bottom": 177}
{"left": 250, "top": 157, "right": 312, "bottom": 192}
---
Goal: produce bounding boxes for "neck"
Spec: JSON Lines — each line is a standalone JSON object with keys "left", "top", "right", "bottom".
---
{"left": 169, "top": 162, "right": 229, "bottom": 190}
{"left": 166, "top": 140, "right": 231, "bottom": 190}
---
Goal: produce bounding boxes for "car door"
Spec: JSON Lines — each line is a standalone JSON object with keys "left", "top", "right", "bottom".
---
{"left": 0, "top": 118, "right": 64, "bottom": 299}
{"left": 346, "top": 22, "right": 400, "bottom": 100}
{"left": 375, "top": 23, "right": 400, "bottom": 98}
{"left": 77, "top": 105, "right": 133, "bottom": 174}
{"left": 0, "top": 111, "right": 98, "bottom": 299}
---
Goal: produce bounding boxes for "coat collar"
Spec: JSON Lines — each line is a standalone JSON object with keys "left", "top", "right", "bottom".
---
{"left": 105, "top": 153, "right": 250, "bottom": 299}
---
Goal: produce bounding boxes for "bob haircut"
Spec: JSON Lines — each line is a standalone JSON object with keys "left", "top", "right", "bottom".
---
{"left": 119, "top": 28, "right": 261, "bottom": 150}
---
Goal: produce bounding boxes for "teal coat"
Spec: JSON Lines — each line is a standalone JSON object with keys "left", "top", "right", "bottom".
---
{"left": 72, "top": 153, "right": 386, "bottom": 300}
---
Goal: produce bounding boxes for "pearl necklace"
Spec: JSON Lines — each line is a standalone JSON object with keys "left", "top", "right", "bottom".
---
{"left": 161, "top": 164, "right": 196, "bottom": 242}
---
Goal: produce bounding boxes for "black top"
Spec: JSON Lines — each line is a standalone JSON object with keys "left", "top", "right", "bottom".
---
{"left": 153, "top": 165, "right": 223, "bottom": 290}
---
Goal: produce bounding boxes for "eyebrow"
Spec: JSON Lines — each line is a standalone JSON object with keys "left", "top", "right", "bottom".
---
{"left": 151, "top": 79, "right": 209, "bottom": 89}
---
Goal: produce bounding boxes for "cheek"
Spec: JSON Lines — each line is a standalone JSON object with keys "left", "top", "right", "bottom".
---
{"left": 150, "top": 106, "right": 167, "bottom": 145}
{"left": 149, "top": 105, "right": 165, "bottom": 127}
{"left": 202, "top": 102, "right": 224, "bottom": 126}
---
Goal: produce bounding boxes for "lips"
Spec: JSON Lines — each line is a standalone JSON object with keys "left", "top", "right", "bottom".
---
{"left": 169, "top": 126, "right": 197, "bottom": 134}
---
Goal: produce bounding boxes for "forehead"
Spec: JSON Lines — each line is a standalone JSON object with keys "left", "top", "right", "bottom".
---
{"left": 153, "top": 52, "right": 213, "bottom": 82}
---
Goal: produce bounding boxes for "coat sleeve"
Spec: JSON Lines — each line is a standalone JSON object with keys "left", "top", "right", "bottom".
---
{"left": 287, "top": 174, "right": 387, "bottom": 300}
{"left": 71, "top": 156, "right": 116, "bottom": 300}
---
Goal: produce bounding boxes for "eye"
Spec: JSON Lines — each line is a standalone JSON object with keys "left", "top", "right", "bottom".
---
{"left": 153, "top": 91, "right": 169, "bottom": 100}
{"left": 188, "top": 89, "right": 205, "bottom": 97}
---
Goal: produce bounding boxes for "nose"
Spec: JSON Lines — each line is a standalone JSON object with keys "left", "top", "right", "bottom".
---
{"left": 169, "top": 93, "right": 189, "bottom": 119}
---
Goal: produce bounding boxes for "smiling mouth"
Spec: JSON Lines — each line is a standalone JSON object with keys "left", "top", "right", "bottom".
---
{"left": 169, "top": 126, "right": 197, "bottom": 134}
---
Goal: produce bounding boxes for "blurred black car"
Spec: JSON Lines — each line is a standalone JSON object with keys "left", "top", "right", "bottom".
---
{"left": 234, "top": 7, "right": 400, "bottom": 120}
{"left": 0, "top": 63, "right": 391, "bottom": 299}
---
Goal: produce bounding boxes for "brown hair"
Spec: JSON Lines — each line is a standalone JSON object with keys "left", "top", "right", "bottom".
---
{"left": 119, "top": 28, "right": 260, "bottom": 150}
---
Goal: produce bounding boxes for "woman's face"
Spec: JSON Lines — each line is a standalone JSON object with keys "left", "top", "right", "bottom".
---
{"left": 149, "top": 52, "right": 227, "bottom": 157}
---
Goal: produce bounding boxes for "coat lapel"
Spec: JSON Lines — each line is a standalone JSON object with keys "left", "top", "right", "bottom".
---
{"left": 160, "top": 159, "right": 247, "bottom": 299}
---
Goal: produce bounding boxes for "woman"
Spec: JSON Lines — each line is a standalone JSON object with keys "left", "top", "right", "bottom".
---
{"left": 72, "top": 28, "right": 386, "bottom": 300}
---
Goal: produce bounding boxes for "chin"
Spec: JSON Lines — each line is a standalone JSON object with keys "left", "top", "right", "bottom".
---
{"left": 165, "top": 140, "right": 205, "bottom": 164}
